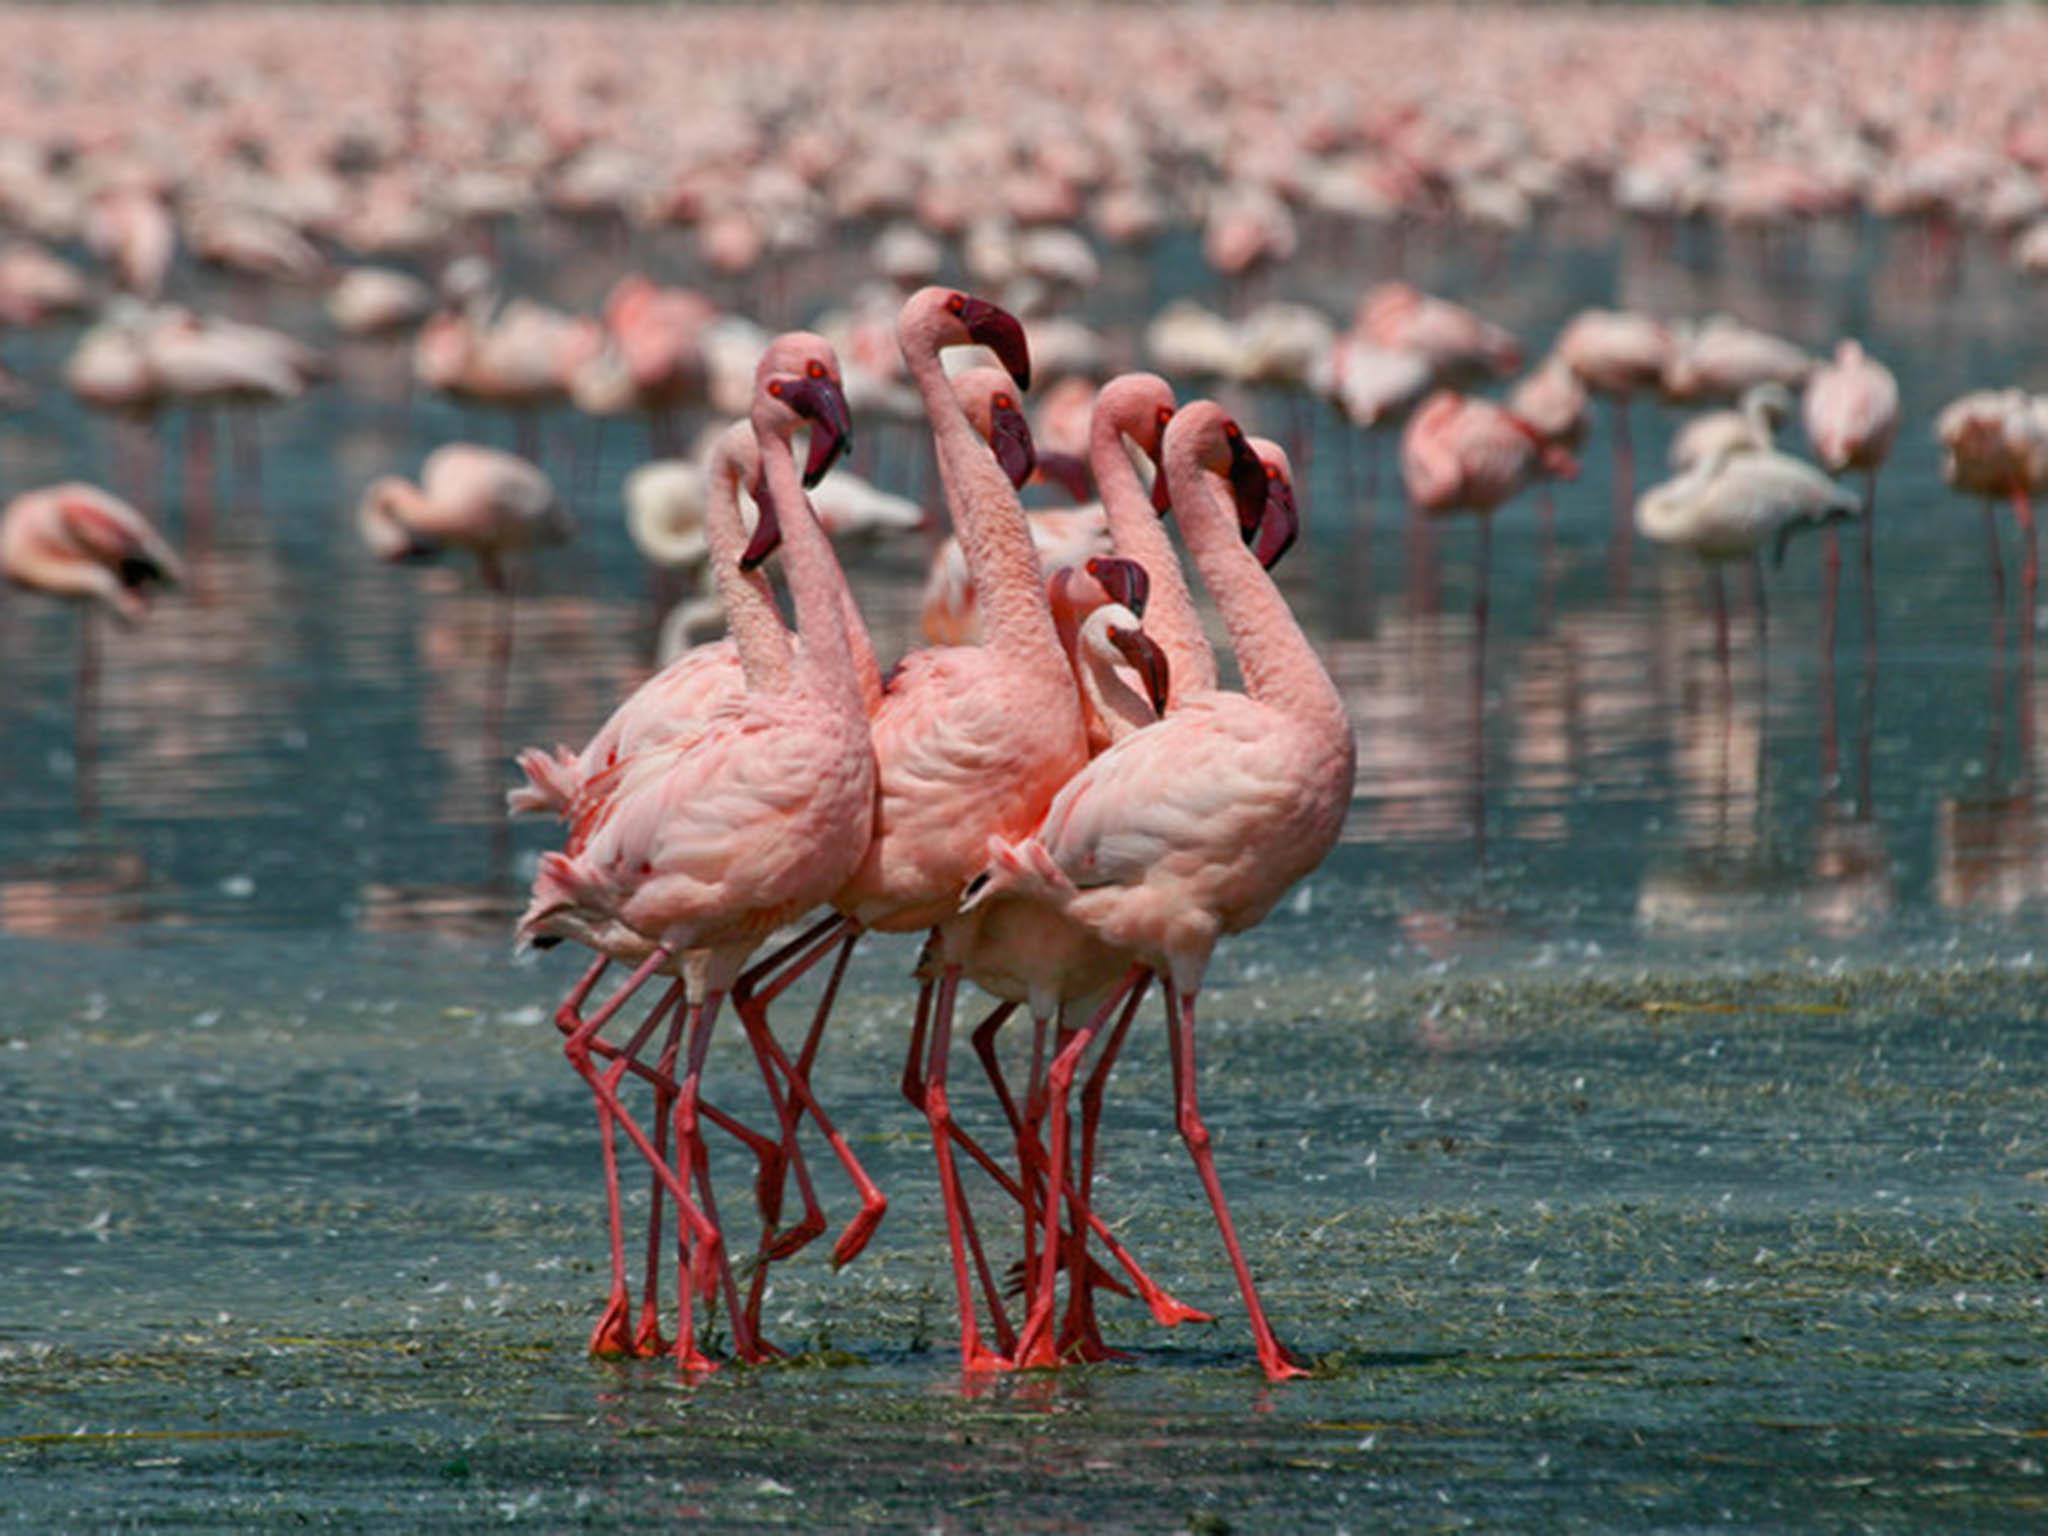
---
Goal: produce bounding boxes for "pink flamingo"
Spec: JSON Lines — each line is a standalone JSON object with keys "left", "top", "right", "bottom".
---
{"left": 1, "top": 484, "right": 182, "bottom": 811}
{"left": 521, "top": 344, "right": 874, "bottom": 1374}
{"left": 1557, "top": 308, "right": 1674, "bottom": 590}
{"left": 735, "top": 287, "right": 1084, "bottom": 1374}
{"left": 538, "top": 409, "right": 861, "bottom": 1362}
{"left": 972, "top": 401, "right": 1353, "bottom": 1383}
{"left": 1804, "top": 341, "right": 1899, "bottom": 657}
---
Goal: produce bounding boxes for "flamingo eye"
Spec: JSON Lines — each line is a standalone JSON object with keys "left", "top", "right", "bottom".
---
{"left": 806, "top": 359, "right": 825, "bottom": 379}
{"left": 1223, "top": 422, "right": 1242, "bottom": 440}
{"left": 944, "top": 293, "right": 966, "bottom": 315}
{"left": 767, "top": 380, "right": 784, "bottom": 397}
{"left": 993, "top": 393, "right": 1014, "bottom": 411}
{"left": 1156, "top": 405, "right": 1173, "bottom": 426}
{"left": 1265, "top": 465, "right": 1280, "bottom": 481}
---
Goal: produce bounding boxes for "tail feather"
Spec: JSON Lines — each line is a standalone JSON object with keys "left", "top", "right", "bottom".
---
{"left": 506, "top": 744, "right": 582, "bottom": 818}
{"left": 515, "top": 850, "right": 607, "bottom": 950}
{"left": 960, "top": 835, "right": 1074, "bottom": 913}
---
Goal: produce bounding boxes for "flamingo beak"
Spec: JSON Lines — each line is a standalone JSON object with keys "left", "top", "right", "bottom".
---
{"left": 782, "top": 374, "right": 853, "bottom": 488}
{"left": 1109, "top": 624, "right": 1171, "bottom": 716}
{"left": 959, "top": 296, "right": 1031, "bottom": 390}
{"left": 1150, "top": 443, "right": 1173, "bottom": 512}
{"left": 990, "top": 398, "right": 1037, "bottom": 489}
{"left": 1225, "top": 427, "right": 1268, "bottom": 540}
{"left": 740, "top": 467, "right": 781, "bottom": 571}
{"left": 1086, "top": 555, "right": 1150, "bottom": 618}
{"left": 1251, "top": 472, "right": 1300, "bottom": 570}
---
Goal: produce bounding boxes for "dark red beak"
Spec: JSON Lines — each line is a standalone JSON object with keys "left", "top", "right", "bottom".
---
{"left": 1251, "top": 471, "right": 1299, "bottom": 570}
{"left": 1032, "top": 449, "right": 1093, "bottom": 504}
{"left": 1108, "top": 624, "right": 1171, "bottom": 716}
{"left": 1149, "top": 443, "right": 1173, "bottom": 513}
{"left": 1086, "top": 555, "right": 1150, "bottom": 618}
{"left": 740, "top": 467, "right": 780, "bottom": 571}
{"left": 959, "top": 296, "right": 1031, "bottom": 391}
{"left": 989, "top": 398, "right": 1036, "bottom": 490}
{"left": 779, "top": 374, "right": 853, "bottom": 489}
{"left": 1224, "top": 425, "right": 1267, "bottom": 540}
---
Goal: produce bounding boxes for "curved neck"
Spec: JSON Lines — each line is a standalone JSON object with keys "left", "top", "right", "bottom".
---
{"left": 1093, "top": 409, "right": 1215, "bottom": 703}
{"left": 705, "top": 447, "right": 792, "bottom": 691}
{"left": 1165, "top": 435, "right": 1346, "bottom": 733}
{"left": 900, "top": 316, "right": 1063, "bottom": 665}
{"left": 1079, "top": 625, "right": 1154, "bottom": 748}
{"left": 754, "top": 415, "right": 865, "bottom": 720}
{"left": 1742, "top": 394, "right": 1778, "bottom": 446}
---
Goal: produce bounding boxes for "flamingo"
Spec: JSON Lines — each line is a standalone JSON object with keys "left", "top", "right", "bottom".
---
{"left": 521, "top": 343, "right": 875, "bottom": 1374}
{"left": 1938, "top": 390, "right": 2048, "bottom": 700}
{"left": 1670, "top": 382, "right": 1794, "bottom": 473}
{"left": 1557, "top": 308, "right": 1674, "bottom": 589}
{"left": 1402, "top": 390, "right": 1577, "bottom": 853}
{"left": 1804, "top": 342, "right": 1899, "bottom": 645}
{"left": 1636, "top": 437, "right": 1863, "bottom": 703}
{"left": 1, "top": 484, "right": 182, "bottom": 810}
{"left": 732, "top": 287, "right": 1084, "bottom": 1374}
{"left": 970, "top": 401, "right": 1354, "bottom": 1383}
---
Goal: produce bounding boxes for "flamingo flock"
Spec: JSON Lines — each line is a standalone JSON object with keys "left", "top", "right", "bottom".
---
{"left": 8, "top": 3, "right": 2048, "bottom": 1380}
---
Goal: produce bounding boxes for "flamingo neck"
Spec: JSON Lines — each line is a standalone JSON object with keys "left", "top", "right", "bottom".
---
{"left": 900, "top": 314, "right": 1062, "bottom": 666}
{"left": 705, "top": 438, "right": 792, "bottom": 692}
{"left": 1092, "top": 404, "right": 1215, "bottom": 703}
{"left": 754, "top": 413, "right": 864, "bottom": 721}
{"left": 1166, "top": 434, "right": 1347, "bottom": 736}
{"left": 1078, "top": 618, "right": 1154, "bottom": 749}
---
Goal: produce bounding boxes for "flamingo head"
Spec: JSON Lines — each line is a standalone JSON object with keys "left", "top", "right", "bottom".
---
{"left": 755, "top": 332, "right": 852, "bottom": 487}
{"left": 1087, "top": 604, "right": 1172, "bottom": 717}
{"left": 1085, "top": 554, "right": 1150, "bottom": 618}
{"left": 1247, "top": 437, "right": 1300, "bottom": 569}
{"left": 909, "top": 286, "right": 1031, "bottom": 390}
{"left": 1098, "top": 372, "right": 1177, "bottom": 511}
{"left": 952, "top": 365, "right": 1036, "bottom": 489}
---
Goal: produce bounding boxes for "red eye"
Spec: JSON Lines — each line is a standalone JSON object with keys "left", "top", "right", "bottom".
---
{"left": 1157, "top": 406, "right": 1173, "bottom": 425}
{"left": 767, "top": 380, "right": 784, "bottom": 397}
{"left": 1224, "top": 422, "right": 1242, "bottom": 440}
{"left": 945, "top": 293, "right": 966, "bottom": 315}
{"left": 993, "top": 393, "right": 1013, "bottom": 411}
{"left": 807, "top": 359, "right": 825, "bottom": 379}
{"left": 1265, "top": 465, "right": 1280, "bottom": 481}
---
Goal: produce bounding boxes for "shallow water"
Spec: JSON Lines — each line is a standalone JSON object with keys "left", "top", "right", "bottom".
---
{"left": 5, "top": 211, "right": 2048, "bottom": 1529}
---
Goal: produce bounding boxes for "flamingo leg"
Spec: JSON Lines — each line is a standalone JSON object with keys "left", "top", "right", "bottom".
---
{"left": 921, "top": 965, "right": 1013, "bottom": 1373}
{"left": 633, "top": 988, "right": 689, "bottom": 1359}
{"left": 1016, "top": 967, "right": 1147, "bottom": 1367}
{"left": 1608, "top": 395, "right": 1634, "bottom": 595}
{"left": 1061, "top": 974, "right": 1157, "bottom": 1361}
{"left": 1167, "top": 987, "right": 1309, "bottom": 1384}
{"left": 1472, "top": 513, "right": 1491, "bottom": 866}
{"left": 898, "top": 974, "right": 1016, "bottom": 1353}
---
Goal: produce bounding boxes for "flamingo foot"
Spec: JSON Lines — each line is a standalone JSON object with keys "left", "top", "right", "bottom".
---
{"left": 829, "top": 1195, "right": 889, "bottom": 1269}
{"left": 762, "top": 1212, "right": 826, "bottom": 1265}
{"left": 960, "top": 1345, "right": 1016, "bottom": 1374}
{"left": 734, "top": 1331, "right": 787, "bottom": 1366}
{"left": 1258, "top": 1345, "right": 1314, "bottom": 1384}
{"left": 630, "top": 1304, "right": 671, "bottom": 1360}
{"left": 1144, "top": 1293, "right": 1215, "bottom": 1328}
{"left": 674, "top": 1347, "right": 721, "bottom": 1379}
{"left": 587, "top": 1293, "right": 636, "bottom": 1358}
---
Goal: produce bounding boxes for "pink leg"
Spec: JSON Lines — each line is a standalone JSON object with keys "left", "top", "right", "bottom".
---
{"left": 1015, "top": 968, "right": 1147, "bottom": 1367}
{"left": 667, "top": 991, "right": 732, "bottom": 1375}
{"left": 1609, "top": 396, "right": 1634, "bottom": 596}
{"left": 922, "top": 966, "right": 1013, "bottom": 1373}
{"left": 634, "top": 988, "right": 689, "bottom": 1358}
{"left": 899, "top": 974, "right": 1016, "bottom": 1353}
{"left": 730, "top": 917, "right": 860, "bottom": 1255}
{"left": 734, "top": 924, "right": 883, "bottom": 1268}
{"left": 1062, "top": 975, "right": 1167, "bottom": 1359}
{"left": 552, "top": 957, "right": 634, "bottom": 1357}
{"left": 1168, "top": 987, "right": 1308, "bottom": 1384}
{"left": 561, "top": 950, "right": 718, "bottom": 1260}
